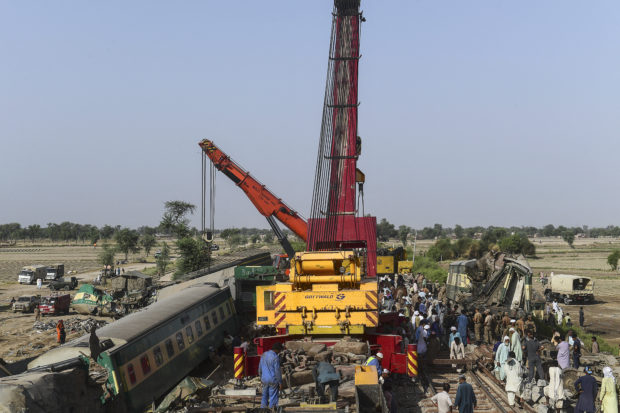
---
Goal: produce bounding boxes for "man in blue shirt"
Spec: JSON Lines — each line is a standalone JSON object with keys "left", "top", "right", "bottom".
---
{"left": 259, "top": 342, "right": 283, "bottom": 409}
{"left": 457, "top": 311, "right": 468, "bottom": 347}
{"left": 312, "top": 353, "right": 341, "bottom": 402}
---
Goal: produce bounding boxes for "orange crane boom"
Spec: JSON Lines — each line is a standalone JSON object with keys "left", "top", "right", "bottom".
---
{"left": 198, "top": 139, "right": 307, "bottom": 257}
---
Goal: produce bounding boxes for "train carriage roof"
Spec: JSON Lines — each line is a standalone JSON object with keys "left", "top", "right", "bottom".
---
{"left": 96, "top": 283, "right": 223, "bottom": 342}
{"left": 28, "top": 283, "right": 225, "bottom": 369}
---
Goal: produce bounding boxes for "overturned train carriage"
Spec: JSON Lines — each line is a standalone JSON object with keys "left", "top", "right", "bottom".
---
{"left": 29, "top": 283, "right": 239, "bottom": 412}
{"left": 446, "top": 253, "right": 541, "bottom": 314}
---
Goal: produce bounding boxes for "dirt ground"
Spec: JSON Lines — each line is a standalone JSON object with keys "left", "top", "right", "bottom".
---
{"left": 0, "top": 244, "right": 157, "bottom": 370}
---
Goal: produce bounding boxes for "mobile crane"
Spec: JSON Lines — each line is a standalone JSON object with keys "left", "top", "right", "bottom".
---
{"left": 198, "top": 139, "right": 307, "bottom": 259}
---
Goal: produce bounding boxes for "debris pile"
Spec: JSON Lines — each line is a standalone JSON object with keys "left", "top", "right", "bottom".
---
{"left": 33, "top": 317, "right": 107, "bottom": 334}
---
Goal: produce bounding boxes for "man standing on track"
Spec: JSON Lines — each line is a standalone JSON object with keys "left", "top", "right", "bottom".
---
{"left": 483, "top": 310, "right": 493, "bottom": 344}
{"left": 454, "top": 374, "right": 477, "bottom": 413}
{"left": 473, "top": 308, "right": 483, "bottom": 345}
{"left": 258, "top": 342, "right": 283, "bottom": 409}
{"left": 457, "top": 311, "right": 468, "bottom": 347}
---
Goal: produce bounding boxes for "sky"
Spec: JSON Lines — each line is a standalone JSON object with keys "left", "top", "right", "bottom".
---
{"left": 1, "top": 1, "right": 619, "bottom": 230}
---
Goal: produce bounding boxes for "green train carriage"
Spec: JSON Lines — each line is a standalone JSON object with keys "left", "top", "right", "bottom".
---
{"left": 97, "top": 283, "right": 239, "bottom": 411}
{"left": 29, "top": 283, "right": 239, "bottom": 412}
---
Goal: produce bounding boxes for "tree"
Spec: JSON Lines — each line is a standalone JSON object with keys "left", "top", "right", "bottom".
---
{"left": 27, "top": 224, "right": 41, "bottom": 243}
{"left": 98, "top": 244, "right": 116, "bottom": 267}
{"left": 141, "top": 234, "right": 157, "bottom": 256}
{"left": 562, "top": 231, "right": 575, "bottom": 248}
{"left": 454, "top": 224, "right": 464, "bottom": 239}
{"left": 250, "top": 234, "right": 261, "bottom": 244}
{"left": 398, "top": 225, "right": 411, "bottom": 246}
{"left": 498, "top": 233, "right": 536, "bottom": 256}
{"left": 100, "top": 225, "right": 115, "bottom": 240}
{"left": 263, "top": 232, "right": 275, "bottom": 244}
{"left": 115, "top": 228, "right": 140, "bottom": 261}
{"left": 157, "top": 242, "right": 171, "bottom": 276}
{"left": 608, "top": 250, "right": 620, "bottom": 271}
{"left": 377, "top": 218, "right": 397, "bottom": 241}
{"left": 160, "top": 200, "right": 196, "bottom": 239}
{"left": 176, "top": 237, "right": 210, "bottom": 274}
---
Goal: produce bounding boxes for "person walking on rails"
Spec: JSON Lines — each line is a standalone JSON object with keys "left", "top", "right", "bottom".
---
{"left": 454, "top": 374, "right": 477, "bottom": 413}
{"left": 258, "top": 342, "right": 283, "bottom": 409}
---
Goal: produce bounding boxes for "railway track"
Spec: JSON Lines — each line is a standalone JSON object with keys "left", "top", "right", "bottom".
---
{"left": 418, "top": 354, "right": 536, "bottom": 413}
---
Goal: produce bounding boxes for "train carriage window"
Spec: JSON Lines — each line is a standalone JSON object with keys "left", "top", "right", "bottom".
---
{"left": 176, "top": 332, "right": 185, "bottom": 351}
{"left": 186, "top": 326, "right": 194, "bottom": 344}
{"left": 153, "top": 346, "right": 164, "bottom": 366}
{"left": 226, "top": 302, "right": 231, "bottom": 315}
{"left": 204, "top": 316, "right": 211, "bottom": 330}
{"left": 165, "top": 339, "right": 175, "bottom": 357}
{"left": 127, "top": 363, "right": 137, "bottom": 385}
{"left": 195, "top": 320, "right": 203, "bottom": 336}
{"left": 219, "top": 307, "right": 225, "bottom": 319}
{"left": 140, "top": 355, "right": 151, "bottom": 375}
{"left": 212, "top": 311, "right": 218, "bottom": 325}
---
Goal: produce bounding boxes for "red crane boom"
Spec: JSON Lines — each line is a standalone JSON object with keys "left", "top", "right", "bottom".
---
{"left": 198, "top": 139, "right": 307, "bottom": 258}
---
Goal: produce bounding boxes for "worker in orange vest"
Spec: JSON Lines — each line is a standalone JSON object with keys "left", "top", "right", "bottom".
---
{"left": 56, "top": 320, "right": 66, "bottom": 344}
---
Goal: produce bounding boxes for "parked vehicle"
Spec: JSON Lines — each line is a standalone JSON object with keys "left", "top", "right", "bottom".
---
{"left": 545, "top": 274, "right": 594, "bottom": 304}
{"left": 17, "top": 265, "right": 47, "bottom": 285}
{"left": 48, "top": 277, "right": 78, "bottom": 291}
{"left": 38, "top": 294, "right": 70, "bottom": 315}
{"left": 12, "top": 295, "right": 41, "bottom": 313}
{"left": 45, "top": 264, "right": 65, "bottom": 281}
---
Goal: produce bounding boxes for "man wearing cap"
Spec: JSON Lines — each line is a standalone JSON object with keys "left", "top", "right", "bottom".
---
{"left": 454, "top": 374, "right": 477, "bottom": 413}
{"left": 483, "top": 310, "right": 494, "bottom": 344}
{"left": 364, "top": 352, "right": 383, "bottom": 378}
{"left": 258, "top": 342, "right": 283, "bottom": 409}
{"left": 574, "top": 367, "right": 597, "bottom": 413}
{"left": 312, "top": 353, "right": 340, "bottom": 403}
{"left": 504, "top": 351, "right": 523, "bottom": 407}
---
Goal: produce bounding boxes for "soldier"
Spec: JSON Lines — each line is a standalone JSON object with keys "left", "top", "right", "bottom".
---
{"left": 483, "top": 310, "right": 494, "bottom": 344}
{"left": 473, "top": 308, "right": 483, "bottom": 344}
{"left": 34, "top": 305, "right": 41, "bottom": 321}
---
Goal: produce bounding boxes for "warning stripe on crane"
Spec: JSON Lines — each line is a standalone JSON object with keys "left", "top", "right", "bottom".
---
{"left": 365, "top": 291, "right": 378, "bottom": 309}
{"left": 365, "top": 312, "right": 378, "bottom": 326}
{"left": 274, "top": 292, "right": 286, "bottom": 312}
{"left": 274, "top": 312, "right": 286, "bottom": 328}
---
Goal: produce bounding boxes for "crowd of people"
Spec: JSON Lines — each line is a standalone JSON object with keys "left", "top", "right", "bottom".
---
{"left": 254, "top": 272, "right": 618, "bottom": 412}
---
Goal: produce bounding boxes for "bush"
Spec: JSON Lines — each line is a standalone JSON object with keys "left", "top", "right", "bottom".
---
{"left": 412, "top": 256, "right": 447, "bottom": 283}
{"left": 608, "top": 250, "right": 620, "bottom": 271}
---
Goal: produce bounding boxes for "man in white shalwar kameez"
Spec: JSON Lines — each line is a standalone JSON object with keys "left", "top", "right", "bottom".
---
{"left": 504, "top": 351, "right": 523, "bottom": 407}
{"left": 509, "top": 327, "right": 523, "bottom": 363}
{"left": 494, "top": 336, "right": 511, "bottom": 380}
{"left": 544, "top": 364, "right": 565, "bottom": 409}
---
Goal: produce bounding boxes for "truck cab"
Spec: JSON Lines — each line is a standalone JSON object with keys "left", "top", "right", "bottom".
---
{"left": 48, "top": 277, "right": 78, "bottom": 291}
{"left": 39, "top": 294, "right": 70, "bottom": 315}
{"left": 18, "top": 265, "right": 47, "bottom": 285}
{"left": 12, "top": 295, "right": 41, "bottom": 313}
{"left": 45, "top": 264, "right": 65, "bottom": 281}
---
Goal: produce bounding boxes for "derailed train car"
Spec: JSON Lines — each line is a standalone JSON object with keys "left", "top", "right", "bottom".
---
{"left": 28, "top": 283, "right": 239, "bottom": 412}
{"left": 446, "top": 252, "right": 543, "bottom": 315}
